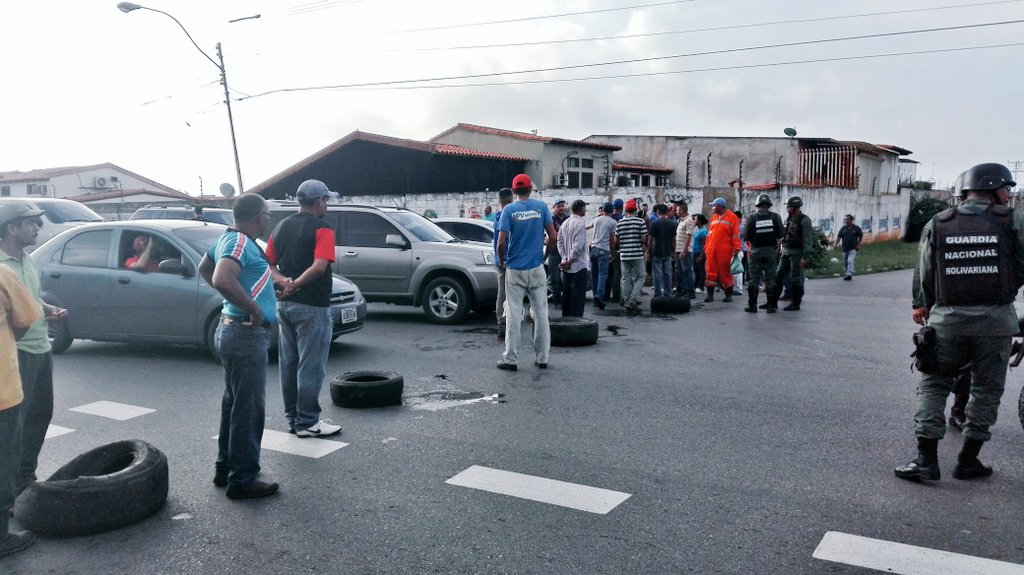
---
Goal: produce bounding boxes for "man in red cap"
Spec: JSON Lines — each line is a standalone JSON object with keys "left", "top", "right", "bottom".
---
{"left": 703, "top": 197, "right": 741, "bottom": 302}
{"left": 495, "top": 174, "right": 558, "bottom": 371}
{"left": 613, "top": 199, "right": 648, "bottom": 312}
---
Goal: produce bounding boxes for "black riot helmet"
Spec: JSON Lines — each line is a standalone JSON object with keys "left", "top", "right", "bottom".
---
{"left": 785, "top": 196, "right": 803, "bottom": 209}
{"left": 961, "top": 163, "right": 1016, "bottom": 193}
{"left": 755, "top": 194, "right": 772, "bottom": 207}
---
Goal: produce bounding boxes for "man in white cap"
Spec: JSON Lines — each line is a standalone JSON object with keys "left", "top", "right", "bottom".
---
{"left": 266, "top": 180, "right": 342, "bottom": 438}
{"left": 0, "top": 204, "right": 68, "bottom": 507}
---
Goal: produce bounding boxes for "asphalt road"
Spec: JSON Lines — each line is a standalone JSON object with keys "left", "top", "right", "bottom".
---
{"left": 3, "top": 269, "right": 1024, "bottom": 575}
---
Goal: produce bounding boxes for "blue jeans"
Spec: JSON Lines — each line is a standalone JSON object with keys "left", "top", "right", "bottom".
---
{"left": 677, "top": 252, "right": 695, "bottom": 297}
{"left": 216, "top": 319, "right": 269, "bottom": 488}
{"left": 503, "top": 266, "right": 550, "bottom": 365}
{"left": 843, "top": 249, "right": 858, "bottom": 277}
{"left": 652, "top": 255, "right": 673, "bottom": 296}
{"left": 589, "top": 247, "right": 610, "bottom": 301}
{"left": 277, "top": 301, "right": 332, "bottom": 431}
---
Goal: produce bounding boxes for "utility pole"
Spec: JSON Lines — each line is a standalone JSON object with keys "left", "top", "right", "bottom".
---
{"left": 1008, "top": 160, "right": 1023, "bottom": 208}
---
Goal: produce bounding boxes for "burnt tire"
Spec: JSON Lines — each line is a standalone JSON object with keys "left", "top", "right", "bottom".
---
{"left": 549, "top": 317, "right": 599, "bottom": 347}
{"left": 14, "top": 440, "right": 168, "bottom": 538}
{"left": 330, "top": 371, "right": 404, "bottom": 408}
{"left": 650, "top": 295, "right": 691, "bottom": 314}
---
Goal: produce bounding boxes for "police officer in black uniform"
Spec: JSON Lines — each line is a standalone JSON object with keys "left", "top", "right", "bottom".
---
{"left": 743, "top": 194, "right": 784, "bottom": 313}
{"left": 896, "top": 163, "right": 1024, "bottom": 482}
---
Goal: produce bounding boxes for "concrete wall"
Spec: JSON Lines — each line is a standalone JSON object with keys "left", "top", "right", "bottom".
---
{"left": 339, "top": 183, "right": 910, "bottom": 244}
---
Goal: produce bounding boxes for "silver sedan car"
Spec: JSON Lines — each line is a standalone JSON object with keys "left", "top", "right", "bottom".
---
{"left": 34, "top": 220, "right": 366, "bottom": 358}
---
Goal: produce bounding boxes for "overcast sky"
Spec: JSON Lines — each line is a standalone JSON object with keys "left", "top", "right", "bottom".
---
{"left": 3, "top": 0, "right": 1022, "bottom": 196}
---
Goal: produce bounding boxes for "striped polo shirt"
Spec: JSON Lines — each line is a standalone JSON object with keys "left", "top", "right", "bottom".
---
{"left": 615, "top": 215, "right": 647, "bottom": 261}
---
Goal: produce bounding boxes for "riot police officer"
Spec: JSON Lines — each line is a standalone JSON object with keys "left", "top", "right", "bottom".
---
{"left": 773, "top": 196, "right": 813, "bottom": 311}
{"left": 743, "top": 194, "right": 784, "bottom": 312}
{"left": 896, "top": 162, "right": 1024, "bottom": 482}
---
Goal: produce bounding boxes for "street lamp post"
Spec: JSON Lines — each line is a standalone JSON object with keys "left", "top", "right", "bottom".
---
{"left": 117, "top": 2, "right": 245, "bottom": 194}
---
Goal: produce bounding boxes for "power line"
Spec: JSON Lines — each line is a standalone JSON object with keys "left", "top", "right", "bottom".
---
{"left": 289, "top": 0, "right": 368, "bottom": 16}
{"left": 348, "top": 42, "right": 1024, "bottom": 91}
{"left": 382, "top": 0, "right": 699, "bottom": 34}
{"left": 238, "top": 18, "right": 1024, "bottom": 100}
{"left": 391, "top": 0, "right": 1024, "bottom": 52}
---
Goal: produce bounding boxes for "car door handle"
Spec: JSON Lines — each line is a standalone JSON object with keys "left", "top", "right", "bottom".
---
{"left": 344, "top": 251, "right": 358, "bottom": 257}
{"left": 49, "top": 272, "right": 61, "bottom": 279}
{"left": 117, "top": 277, "right": 131, "bottom": 285}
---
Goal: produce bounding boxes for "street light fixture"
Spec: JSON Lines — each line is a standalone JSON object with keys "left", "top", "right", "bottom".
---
{"left": 117, "top": 2, "right": 245, "bottom": 195}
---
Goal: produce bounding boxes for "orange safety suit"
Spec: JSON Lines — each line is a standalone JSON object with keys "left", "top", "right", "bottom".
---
{"left": 704, "top": 210, "right": 741, "bottom": 289}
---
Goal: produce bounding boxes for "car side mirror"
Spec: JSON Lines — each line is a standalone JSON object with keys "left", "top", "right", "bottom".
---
{"left": 158, "top": 259, "right": 194, "bottom": 277}
{"left": 385, "top": 234, "right": 408, "bottom": 249}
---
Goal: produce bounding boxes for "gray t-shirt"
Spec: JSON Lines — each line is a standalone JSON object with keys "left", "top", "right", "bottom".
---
{"left": 590, "top": 215, "right": 616, "bottom": 251}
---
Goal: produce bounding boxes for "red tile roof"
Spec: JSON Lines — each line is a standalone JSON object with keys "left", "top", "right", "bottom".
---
{"left": 248, "top": 130, "right": 529, "bottom": 195}
{"left": 433, "top": 123, "right": 621, "bottom": 151}
{"left": 612, "top": 162, "right": 673, "bottom": 174}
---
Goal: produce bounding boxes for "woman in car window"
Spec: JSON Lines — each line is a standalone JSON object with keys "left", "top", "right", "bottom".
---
{"left": 125, "top": 235, "right": 159, "bottom": 272}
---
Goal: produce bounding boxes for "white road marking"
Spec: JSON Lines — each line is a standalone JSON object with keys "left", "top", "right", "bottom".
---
{"left": 69, "top": 400, "right": 155, "bottom": 421}
{"left": 212, "top": 430, "right": 347, "bottom": 459}
{"left": 446, "top": 465, "right": 631, "bottom": 514}
{"left": 813, "top": 531, "right": 1024, "bottom": 575}
{"left": 44, "top": 424, "right": 74, "bottom": 439}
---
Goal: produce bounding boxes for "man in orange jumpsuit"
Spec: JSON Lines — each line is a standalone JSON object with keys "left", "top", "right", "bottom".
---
{"left": 703, "top": 197, "right": 741, "bottom": 302}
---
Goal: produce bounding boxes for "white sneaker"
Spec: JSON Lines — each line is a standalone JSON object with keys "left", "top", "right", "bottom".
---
{"left": 295, "top": 420, "right": 342, "bottom": 437}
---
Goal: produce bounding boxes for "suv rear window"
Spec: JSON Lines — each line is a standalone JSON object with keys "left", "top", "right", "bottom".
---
{"left": 38, "top": 202, "right": 103, "bottom": 224}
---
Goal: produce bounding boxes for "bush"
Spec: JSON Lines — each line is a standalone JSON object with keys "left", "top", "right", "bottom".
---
{"left": 904, "top": 196, "right": 950, "bottom": 243}
{"left": 805, "top": 227, "right": 832, "bottom": 270}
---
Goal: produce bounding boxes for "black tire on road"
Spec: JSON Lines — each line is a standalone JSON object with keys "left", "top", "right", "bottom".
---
{"left": 549, "top": 316, "right": 599, "bottom": 347}
{"left": 331, "top": 371, "right": 404, "bottom": 408}
{"left": 14, "top": 440, "right": 169, "bottom": 538}
{"left": 48, "top": 318, "right": 73, "bottom": 355}
{"left": 650, "top": 295, "right": 691, "bottom": 314}
{"left": 422, "top": 276, "right": 471, "bottom": 324}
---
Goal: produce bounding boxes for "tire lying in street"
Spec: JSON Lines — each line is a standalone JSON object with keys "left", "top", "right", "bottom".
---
{"left": 650, "top": 295, "right": 691, "bottom": 314}
{"left": 331, "top": 371, "right": 404, "bottom": 408}
{"left": 14, "top": 440, "right": 168, "bottom": 538}
{"left": 548, "top": 317, "right": 599, "bottom": 347}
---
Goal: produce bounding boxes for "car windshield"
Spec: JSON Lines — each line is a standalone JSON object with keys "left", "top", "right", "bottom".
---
{"left": 38, "top": 202, "right": 104, "bottom": 223}
{"left": 173, "top": 226, "right": 231, "bottom": 255}
{"left": 388, "top": 211, "right": 454, "bottom": 243}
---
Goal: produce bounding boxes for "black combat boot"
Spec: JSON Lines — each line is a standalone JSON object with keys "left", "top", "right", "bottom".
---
{"left": 744, "top": 292, "right": 758, "bottom": 313}
{"left": 766, "top": 291, "right": 779, "bottom": 313}
{"left": 722, "top": 286, "right": 734, "bottom": 303}
{"left": 953, "top": 437, "right": 993, "bottom": 480}
{"left": 783, "top": 285, "right": 803, "bottom": 311}
{"left": 703, "top": 286, "right": 715, "bottom": 303}
{"left": 895, "top": 437, "right": 940, "bottom": 481}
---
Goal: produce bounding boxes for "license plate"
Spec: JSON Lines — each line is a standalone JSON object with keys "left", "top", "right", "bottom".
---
{"left": 341, "top": 308, "right": 357, "bottom": 324}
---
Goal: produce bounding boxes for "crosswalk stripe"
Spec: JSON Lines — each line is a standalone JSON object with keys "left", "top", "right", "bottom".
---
{"left": 69, "top": 400, "right": 156, "bottom": 421}
{"left": 212, "top": 430, "right": 348, "bottom": 459}
{"left": 813, "top": 531, "right": 1024, "bottom": 574}
{"left": 44, "top": 424, "right": 74, "bottom": 439}
{"left": 445, "top": 465, "right": 631, "bottom": 514}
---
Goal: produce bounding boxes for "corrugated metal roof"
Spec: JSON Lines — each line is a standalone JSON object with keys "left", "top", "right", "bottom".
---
{"left": 612, "top": 162, "right": 673, "bottom": 174}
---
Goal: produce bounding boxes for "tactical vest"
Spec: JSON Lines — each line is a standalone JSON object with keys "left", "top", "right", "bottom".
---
{"left": 783, "top": 214, "right": 810, "bottom": 249}
{"left": 933, "top": 204, "right": 1017, "bottom": 306}
{"left": 747, "top": 210, "right": 781, "bottom": 249}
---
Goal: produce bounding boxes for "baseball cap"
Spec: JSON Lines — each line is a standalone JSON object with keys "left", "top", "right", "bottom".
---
{"left": 624, "top": 199, "right": 638, "bottom": 212}
{"left": 709, "top": 197, "right": 727, "bottom": 207}
{"left": 612, "top": 198, "right": 624, "bottom": 209}
{"left": 0, "top": 203, "right": 44, "bottom": 228}
{"left": 553, "top": 197, "right": 566, "bottom": 206}
{"left": 602, "top": 202, "right": 614, "bottom": 213}
{"left": 571, "top": 199, "right": 588, "bottom": 212}
{"left": 512, "top": 174, "right": 533, "bottom": 191}
{"left": 296, "top": 179, "right": 339, "bottom": 200}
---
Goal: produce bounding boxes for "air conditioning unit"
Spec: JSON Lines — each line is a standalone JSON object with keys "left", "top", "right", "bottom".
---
{"left": 94, "top": 176, "right": 108, "bottom": 188}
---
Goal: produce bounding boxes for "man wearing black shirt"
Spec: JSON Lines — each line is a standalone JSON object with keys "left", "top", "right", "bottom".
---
{"left": 266, "top": 180, "right": 342, "bottom": 438}
{"left": 648, "top": 204, "right": 676, "bottom": 297}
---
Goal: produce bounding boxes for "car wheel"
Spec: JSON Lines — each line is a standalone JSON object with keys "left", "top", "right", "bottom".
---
{"left": 206, "top": 316, "right": 221, "bottom": 363}
{"left": 548, "top": 316, "right": 599, "bottom": 346}
{"left": 650, "top": 295, "right": 691, "bottom": 314}
{"left": 422, "top": 276, "right": 470, "bottom": 324}
{"left": 14, "top": 440, "right": 169, "bottom": 538}
{"left": 330, "top": 371, "right": 404, "bottom": 408}
{"left": 48, "top": 318, "right": 73, "bottom": 355}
